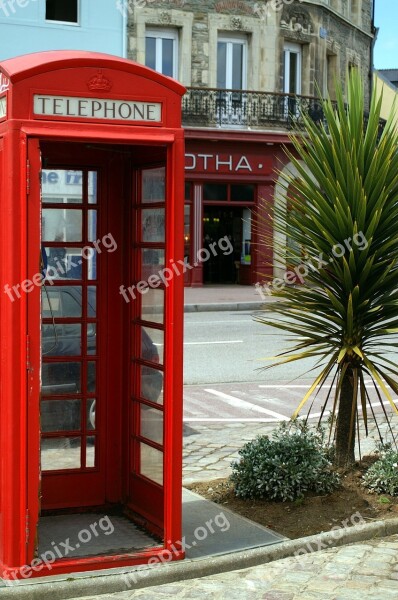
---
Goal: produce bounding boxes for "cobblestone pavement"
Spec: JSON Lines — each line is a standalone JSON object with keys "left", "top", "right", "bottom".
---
{"left": 70, "top": 535, "right": 398, "bottom": 599}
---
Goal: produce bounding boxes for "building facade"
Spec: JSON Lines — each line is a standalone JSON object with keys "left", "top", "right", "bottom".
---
{"left": 125, "top": 0, "right": 375, "bottom": 285}
{"left": 0, "top": 0, "right": 375, "bottom": 286}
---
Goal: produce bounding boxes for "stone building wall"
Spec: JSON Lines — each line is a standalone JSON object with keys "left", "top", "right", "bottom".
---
{"left": 126, "top": 0, "right": 373, "bottom": 106}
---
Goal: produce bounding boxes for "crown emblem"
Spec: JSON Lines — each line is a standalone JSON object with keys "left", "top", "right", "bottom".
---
{"left": 87, "top": 70, "right": 112, "bottom": 92}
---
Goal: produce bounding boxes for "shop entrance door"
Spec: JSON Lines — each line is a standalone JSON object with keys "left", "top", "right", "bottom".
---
{"left": 27, "top": 140, "right": 168, "bottom": 534}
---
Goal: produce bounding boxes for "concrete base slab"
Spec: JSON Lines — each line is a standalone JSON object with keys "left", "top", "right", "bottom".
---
{"left": 182, "top": 488, "right": 286, "bottom": 558}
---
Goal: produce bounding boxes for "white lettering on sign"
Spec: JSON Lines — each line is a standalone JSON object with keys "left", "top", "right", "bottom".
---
{"left": 33, "top": 95, "right": 162, "bottom": 123}
{"left": 185, "top": 153, "right": 253, "bottom": 173}
{"left": 0, "top": 96, "right": 6, "bottom": 120}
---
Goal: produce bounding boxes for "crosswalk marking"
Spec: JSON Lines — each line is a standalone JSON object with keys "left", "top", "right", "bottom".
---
{"left": 204, "top": 389, "right": 289, "bottom": 420}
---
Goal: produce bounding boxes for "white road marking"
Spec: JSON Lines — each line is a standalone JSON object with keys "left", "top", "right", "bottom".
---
{"left": 184, "top": 340, "right": 243, "bottom": 345}
{"left": 184, "top": 418, "right": 279, "bottom": 423}
{"left": 204, "top": 388, "right": 289, "bottom": 420}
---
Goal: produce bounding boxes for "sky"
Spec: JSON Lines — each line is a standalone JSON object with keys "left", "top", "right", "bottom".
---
{"left": 374, "top": 0, "right": 398, "bottom": 69}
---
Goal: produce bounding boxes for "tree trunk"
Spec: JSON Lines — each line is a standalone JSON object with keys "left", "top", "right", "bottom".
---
{"left": 334, "top": 367, "right": 356, "bottom": 468}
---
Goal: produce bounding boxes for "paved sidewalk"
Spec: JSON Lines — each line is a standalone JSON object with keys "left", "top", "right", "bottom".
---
{"left": 184, "top": 283, "right": 266, "bottom": 312}
{"left": 62, "top": 534, "right": 398, "bottom": 599}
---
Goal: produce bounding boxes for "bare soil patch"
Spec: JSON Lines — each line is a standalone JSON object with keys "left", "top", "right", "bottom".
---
{"left": 186, "top": 457, "right": 398, "bottom": 539}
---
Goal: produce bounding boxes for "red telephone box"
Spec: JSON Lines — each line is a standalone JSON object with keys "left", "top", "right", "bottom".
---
{"left": 0, "top": 51, "right": 185, "bottom": 580}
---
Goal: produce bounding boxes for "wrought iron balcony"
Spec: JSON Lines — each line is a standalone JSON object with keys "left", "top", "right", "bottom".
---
{"left": 182, "top": 87, "right": 327, "bottom": 129}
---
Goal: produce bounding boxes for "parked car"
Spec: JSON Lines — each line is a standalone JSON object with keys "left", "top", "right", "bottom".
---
{"left": 41, "top": 285, "right": 163, "bottom": 433}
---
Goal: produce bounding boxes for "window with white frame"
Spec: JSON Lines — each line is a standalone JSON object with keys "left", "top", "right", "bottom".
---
{"left": 46, "top": 0, "right": 79, "bottom": 23}
{"left": 217, "top": 35, "right": 247, "bottom": 90}
{"left": 145, "top": 29, "right": 179, "bottom": 79}
{"left": 284, "top": 43, "right": 302, "bottom": 95}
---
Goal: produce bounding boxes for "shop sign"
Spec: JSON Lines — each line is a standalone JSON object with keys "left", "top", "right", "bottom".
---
{"left": 33, "top": 95, "right": 162, "bottom": 123}
{"left": 185, "top": 152, "right": 272, "bottom": 175}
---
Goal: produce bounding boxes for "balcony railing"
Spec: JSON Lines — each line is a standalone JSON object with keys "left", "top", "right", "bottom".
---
{"left": 182, "top": 87, "right": 386, "bottom": 135}
{"left": 182, "top": 87, "right": 327, "bottom": 129}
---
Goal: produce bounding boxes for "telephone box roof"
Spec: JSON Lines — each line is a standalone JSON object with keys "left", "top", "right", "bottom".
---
{"left": 0, "top": 50, "right": 186, "bottom": 96}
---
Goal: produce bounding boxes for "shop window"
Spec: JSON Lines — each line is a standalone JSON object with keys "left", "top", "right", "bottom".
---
{"left": 203, "top": 183, "right": 228, "bottom": 201}
{"left": 145, "top": 29, "right": 179, "bottom": 79}
{"left": 46, "top": 0, "right": 79, "bottom": 23}
{"left": 185, "top": 181, "right": 192, "bottom": 201}
{"left": 231, "top": 184, "right": 255, "bottom": 202}
{"left": 204, "top": 183, "right": 255, "bottom": 203}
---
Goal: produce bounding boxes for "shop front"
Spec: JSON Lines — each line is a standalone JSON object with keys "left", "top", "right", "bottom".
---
{"left": 183, "top": 132, "right": 289, "bottom": 286}
{"left": 0, "top": 51, "right": 185, "bottom": 580}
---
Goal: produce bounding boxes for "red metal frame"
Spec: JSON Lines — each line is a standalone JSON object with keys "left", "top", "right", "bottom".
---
{"left": 0, "top": 51, "right": 185, "bottom": 580}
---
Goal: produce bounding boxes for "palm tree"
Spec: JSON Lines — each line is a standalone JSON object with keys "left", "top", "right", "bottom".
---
{"left": 256, "top": 71, "right": 398, "bottom": 467}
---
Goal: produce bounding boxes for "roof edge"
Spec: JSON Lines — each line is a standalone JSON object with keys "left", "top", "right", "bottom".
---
{"left": 0, "top": 50, "right": 186, "bottom": 96}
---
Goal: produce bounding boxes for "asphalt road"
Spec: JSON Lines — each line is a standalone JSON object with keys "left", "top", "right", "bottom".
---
{"left": 183, "top": 310, "right": 397, "bottom": 424}
{"left": 183, "top": 310, "right": 317, "bottom": 385}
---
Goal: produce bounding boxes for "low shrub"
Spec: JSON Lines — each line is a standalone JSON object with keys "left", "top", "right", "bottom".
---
{"left": 230, "top": 421, "right": 340, "bottom": 502}
{"left": 362, "top": 448, "right": 398, "bottom": 496}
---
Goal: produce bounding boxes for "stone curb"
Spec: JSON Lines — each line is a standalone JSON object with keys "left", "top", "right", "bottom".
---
{"left": 184, "top": 301, "right": 266, "bottom": 313}
{"left": 3, "top": 518, "right": 398, "bottom": 599}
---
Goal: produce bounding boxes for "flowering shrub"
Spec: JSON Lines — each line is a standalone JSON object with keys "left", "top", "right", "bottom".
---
{"left": 230, "top": 421, "right": 340, "bottom": 502}
{"left": 362, "top": 449, "right": 398, "bottom": 496}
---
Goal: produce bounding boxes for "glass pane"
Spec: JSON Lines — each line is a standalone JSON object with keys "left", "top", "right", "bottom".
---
{"left": 42, "top": 324, "right": 82, "bottom": 357}
{"left": 88, "top": 286, "right": 97, "bottom": 317}
{"left": 162, "top": 38, "right": 174, "bottom": 77}
{"left": 46, "top": 1, "right": 78, "bottom": 23}
{"left": 42, "top": 169, "right": 83, "bottom": 203}
{"left": 41, "top": 362, "right": 81, "bottom": 395}
{"left": 231, "top": 184, "right": 255, "bottom": 202}
{"left": 185, "top": 182, "right": 191, "bottom": 201}
{"left": 87, "top": 362, "right": 96, "bottom": 393}
{"left": 142, "top": 167, "right": 165, "bottom": 203}
{"left": 217, "top": 42, "right": 227, "bottom": 88}
{"left": 141, "top": 248, "right": 165, "bottom": 280}
{"left": 87, "top": 324, "right": 96, "bottom": 355}
{"left": 88, "top": 250, "right": 97, "bottom": 280}
{"left": 86, "top": 436, "right": 96, "bottom": 468}
{"left": 203, "top": 184, "right": 228, "bottom": 201}
{"left": 142, "top": 209, "right": 165, "bottom": 243}
{"left": 88, "top": 171, "right": 97, "bottom": 204}
{"left": 142, "top": 327, "right": 164, "bottom": 365}
{"left": 41, "top": 399, "right": 81, "bottom": 433}
{"left": 141, "top": 406, "right": 163, "bottom": 445}
{"left": 41, "top": 437, "right": 81, "bottom": 470}
{"left": 140, "top": 365, "right": 163, "bottom": 404}
{"left": 142, "top": 288, "right": 164, "bottom": 324}
{"left": 43, "top": 247, "right": 83, "bottom": 280}
{"left": 42, "top": 209, "right": 82, "bottom": 242}
{"left": 145, "top": 37, "right": 156, "bottom": 70}
{"left": 88, "top": 210, "right": 97, "bottom": 241}
{"left": 289, "top": 53, "right": 298, "bottom": 94}
{"left": 42, "top": 286, "right": 82, "bottom": 318}
{"left": 87, "top": 399, "right": 96, "bottom": 431}
{"left": 232, "top": 43, "right": 243, "bottom": 89}
{"left": 140, "top": 443, "right": 163, "bottom": 485}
